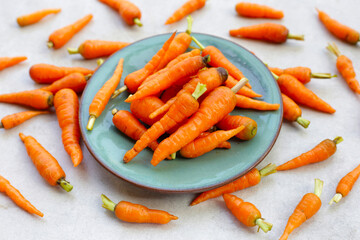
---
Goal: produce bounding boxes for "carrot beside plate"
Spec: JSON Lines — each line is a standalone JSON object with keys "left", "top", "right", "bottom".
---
{"left": 0, "top": 110, "right": 50, "bottom": 130}
{"left": 235, "top": 2, "right": 283, "bottom": 19}
{"left": 165, "top": 0, "right": 206, "bottom": 25}
{"left": 68, "top": 40, "right": 130, "bottom": 59}
{"left": 0, "top": 57, "right": 27, "bottom": 71}
{"left": 17, "top": 8, "right": 61, "bottom": 27}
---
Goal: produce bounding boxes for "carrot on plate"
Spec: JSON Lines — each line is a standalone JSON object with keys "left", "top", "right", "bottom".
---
{"left": 224, "top": 76, "right": 261, "bottom": 98}
{"left": 0, "top": 110, "right": 49, "bottom": 130}
{"left": 216, "top": 114, "right": 257, "bottom": 140}
{"left": 17, "top": 8, "right": 61, "bottom": 27}
{"left": 68, "top": 40, "right": 130, "bottom": 59}
{"left": 0, "top": 175, "right": 43, "bottom": 217}
{"left": 165, "top": 0, "right": 206, "bottom": 25}
{"left": 0, "top": 57, "right": 27, "bottom": 71}
{"left": 0, "top": 89, "right": 53, "bottom": 110}
{"left": 99, "top": 0, "right": 142, "bottom": 26}
{"left": 235, "top": 94, "right": 280, "bottom": 111}
{"left": 130, "top": 96, "right": 165, "bottom": 126}
{"left": 41, "top": 72, "right": 88, "bottom": 94}
{"left": 197, "top": 132, "right": 232, "bottom": 149}
{"left": 281, "top": 93, "right": 310, "bottom": 128}
{"left": 235, "top": 2, "right": 283, "bottom": 19}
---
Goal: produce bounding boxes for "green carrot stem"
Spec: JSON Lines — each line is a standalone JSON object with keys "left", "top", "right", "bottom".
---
{"left": 271, "top": 72, "right": 279, "bottom": 80}
{"left": 57, "top": 178, "right": 73, "bottom": 192}
{"left": 329, "top": 193, "right": 343, "bottom": 205}
{"left": 85, "top": 74, "right": 92, "bottom": 81}
{"left": 87, "top": 115, "right": 96, "bottom": 131}
{"left": 67, "top": 48, "right": 80, "bottom": 55}
{"left": 231, "top": 78, "right": 248, "bottom": 93}
{"left": 186, "top": 15, "right": 193, "bottom": 35}
{"left": 259, "top": 163, "right": 277, "bottom": 177}
{"left": 314, "top": 178, "right": 324, "bottom": 198}
{"left": 111, "top": 86, "right": 128, "bottom": 99}
{"left": 333, "top": 136, "right": 343, "bottom": 144}
{"left": 191, "top": 36, "right": 205, "bottom": 50}
{"left": 287, "top": 34, "right": 305, "bottom": 41}
{"left": 311, "top": 73, "right": 337, "bottom": 79}
{"left": 326, "top": 43, "right": 341, "bottom": 57}
{"left": 101, "top": 194, "right": 116, "bottom": 211}
{"left": 97, "top": 58, "right": 104, "bottom": 66}
{"left": 255, "top": 218, "right": 273, "bottom": 233}
{"left": 192, "top": 83, "right": 207, "bottom": 100}
{"left": 170, "top": 152, "right": 176, "bottom": 160}
{"left": 133, "top": 18, "right": 142, "bottom": 27}
{"left": 47, "top": 41, "right": 54, "bottom": 48}
{"left": 111, "top": 108, "right": 119, "bottom": 116}
{"left": 296, "top": 117, "right": 310, "bottom": 128}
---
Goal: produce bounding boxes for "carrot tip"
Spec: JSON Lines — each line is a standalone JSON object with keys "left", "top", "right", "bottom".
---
{"left": 296, "top": 117, "right": 310, "bottom": 128}
{"left": 255, "top": 218, "right": 273, "bottom": 233}
{"left": 47, "top": 41, "right": 54, "bottom": 48}
{"left": 67, "top": 48, "right": 79, "bottom": 55}
{"left": 19, "top": 132, "right": 26, "bottom": 141}
{"left": 57, "top": 178, "right": 73, "bottom": 192}
{"left": 101, "top": 194, "right": 116, "bottom": 212}
{"left": 171, "top": 215, "right": 178, "bottom": 220}
{"left": 329, "top": 193, "right": 342, "bottom": 205}
{"left": 111, "top": 86, "right": 128, "bottom": 99}
{"left": 86, "top": 115, "right": 96, "bottom": 131}
{"left": 133, "top": 18, "right": 142, "bottom": 27}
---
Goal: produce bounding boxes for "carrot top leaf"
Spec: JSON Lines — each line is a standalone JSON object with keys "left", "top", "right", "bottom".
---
{"left": 259, "top": 163, "right": 277, "bottom": 177}
{"left": 296, "top": 117, "right": 310, "bottom": 128}
{"left": 333, "top": 136, "right": 343, "bottom": 144}
{"left": 314, "top": 178, "right": 324, "bottom": 198}
{"left": 186, "top": 15, "right": 193, "bottom": 35}
{"left": 133, "top": 18, "right": 142, "bottom": 27}
{"left": 255, "top": 218, "right": 273, "bottom": 233}
{"left": 101, "top": 194, "right": 116, "bottom": 211}
{"left": 192, "top": 83, "right": 207, "bottom": 100}
{"left": 329, "top": 193, "right": 342, "bottom": 205}
{"left": 57, "top": 178, "right": 73, "bottom": 192}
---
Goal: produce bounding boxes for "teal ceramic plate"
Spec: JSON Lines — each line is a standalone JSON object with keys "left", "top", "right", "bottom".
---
{"left": 79, "top": 33, "right": 283, "bottom": 193}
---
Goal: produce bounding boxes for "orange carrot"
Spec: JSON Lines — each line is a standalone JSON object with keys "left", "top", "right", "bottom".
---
{"left": 0, "top": 89, "right": 53, "bottom": 110}
{"left": 280, "top": 179, "right": 323, "bottom": 240}
{"left": 281, "top": 93, "right": 310, "bottom": 128}
{"left": 101, "top": 194, "right": 178, "bottom": 224}
{"left": 235, "top": 95, "right": 280, "bottom": 111}
{"left": 19, "top": 133, "right": 73, "bottom": 192}
{"left": 29, "top": 63, "right": 94, "bottom": 84}
{"left": 87, "top": 58, "right": 124, "bottom": 130}
{"left": 277, "top": 137, "right": 343, "bottom": 171}
{"left": 224, "top": 76, "right": 261, "bottom": 98}
{"left": 41, "top": 72, "right": 88, "bottom": 94}
{"left": 0, "top": 110, "right": 49, "bottom": 130}
{"left": 235, "top": 2, "right": 283, "bottom": 19}
{"left": 54, "top": 89, "right": 82, "bottom": 167}
{"left": 0, "top": 175, "right": 43, "bottom": 217}
{"left": 48, "top": 14, "right": 93, "bottom": 49}
{"left": 98, "top": 0, "right": 121, "bottom": 11}
{"left": 0, "top": 57, "right": 27, "bottom": 71}
{"left": 317, "top": 9, "right": 359, "bottom": 44}
{"left": 216, "top": 115, "right": 257, "bottom": 140}
{"left": 223, "top": 193, "right": 272, "bottom": 233}
{"left": 130, "top": 96, "right": 165, "bottom": 126}
{"left": 99, "top": 0, "right": 142, "bottom": 26}
{"left": 229, "top": 23, "right": 304, "bottom": 43}
{"left": 160, "top": 85, "right": 183, "bottom": 103}
{"left": 274, "top": 73, "right": 336, "bottom": 113}
{"left": 17, "top": 8, "right": 61, "bottom": 26}
{"left": 327, "top": 42, "right": 360, "bottom": 94}
{"left": 190, "top": 164, "right": 277, "bottom": 206}
{"left": 197, "top": 132, "right": 231, "bottom": 149}
{"left": 165, "top": 0, "right": 206, "bottom": 25}
{"left": 68, "top": 40, "right": 130, "bottom": 59}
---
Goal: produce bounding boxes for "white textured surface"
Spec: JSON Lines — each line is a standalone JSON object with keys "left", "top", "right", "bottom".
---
{"left": 0, "top": 0, "right": 360, "bottom": 239}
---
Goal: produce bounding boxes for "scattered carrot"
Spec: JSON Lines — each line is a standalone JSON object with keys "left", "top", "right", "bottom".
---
{"left": 48, "top": 14, "right": 93, "bottom": 49}
{"left": 235, "top": 2, "right": 283, "bottom": 19}
{"left": 101, "top": 194, "right": 178, "bottom": 224}
{"left": 130, "top": 96, "right": 165, "bottom": 126}
{"left": 223, "top": 193, "right": 272, "bottom": 233}
{"left": 0, "top": 110, "right": 49, "bottom": 130}
{"left": 276, "top": 137, "right": 343, "bottom": 171}
{"left": 0, "top": 89, "right": 53, "bottom": 110}
{"left": 0, "top": 175, "right": 43, "bottom": 217}
{"left": 317, "top": 9, "right": 359, "bottom": 44}
{"left": 19, "top": 133, "right": 73, "bottom": 192}
{"left": 0, "top": 57, "right": 27, "bottom": 71}
{"left": 229, "top": 23, "right": 304, "bottom": 43}
{"left": 190, "top": 164, "right": 276, "bottom": 206}
{"left": 101, "top": 0, "right": 142, "bottom": 26}
{"left": 68, "top": 40, "right": 130, "bottom": 59}
{"left": 280, "top": 179, "right": 323, "bottom": 240}
{"left": 165, "top": 0, "right": 206, "bottom": 25}
{"left": 235, "top": 95, "right": 280, "bottom": 111}
{"left": 216, "top": 115, "right": 257, "bottom": 140}
{"left": 87, "top": 58, "right": 124, "bottom": 131}
{"left": 225, "top": 76, "right": 261, "bottom": 98}
{"left": 281, "top": 93, "right": 310, "bottom": 128}
{"left": 41, "top": 72, "right": 88, "bottom": 94}
{"left": 327, "top": 42, "right": 360, "bottom": 94}
{"left": 17, "top": 8, "right": 61, "bottom": 26}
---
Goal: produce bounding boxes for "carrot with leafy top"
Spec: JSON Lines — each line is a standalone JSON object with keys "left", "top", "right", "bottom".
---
{"left": 0, "top": 175, "right": 43, "bottom": 217}
{"left": 19, "top": 133, "right": 73, "bottom": 192}
{"left": 236, "top": 95, "right": 280, "bottom": 111}
{"left": 281, "top": 93, "right": 310, "bottom": 128}
{"left": 0, "top": 110, "right": 49, "bottom": 129}
{"left": 165, "top": 0, "right": 206, "bottom": 25}
{"left": 68, "top": 40, "right": 130, "bottom": 59}
{"left": 216, "top": 115, "right": 257, "bottom": 140}
{"left": 17, "top": 8, "right": 61, "bottom": 26}
{"left": 0, "top": 89, "right": 53, "bottom": 110}
{"left": 235, "top": 2, "right": 283, "bottom": 19}
{"left": 41, "top": 72, "right": 88, "bottom": 94}
{"left": 0, "top": 57, "right": 27, "bottom": 71}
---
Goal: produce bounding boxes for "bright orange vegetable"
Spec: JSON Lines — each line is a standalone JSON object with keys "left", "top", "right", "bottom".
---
{"left": 229, "top": 23, "right": 304, "bottom": 43}
{"left": 281, "top": 93, "right": 310, "bottom": 128}
{"left": 99, "top": 0, "right": 142, "bottom": 26}
{"left": 317, "top": 9, "right": 359, "bottom": 44}
{"left": 68, "top": 40, "right": 130, "bottom": 59}
{"left": 48, "top": 14, "right": 93, "bottom": 49}
{"left": 235, "top": 95, "right": 280, "bottom": 111}
{"left": 224, "top": 76, "right": 261, "bottom": 98}
{"left": 0, "top": 175, "right": 43, "bottom": 217}
{"left": 216, "top": 115, "right": 257, "bottom": 140}
{"left": 280, "top": 179, "right": 323, "bottom": 240}
{"left": 17, "top": 8, "right": 61, "bottom": 26}
{"left": 0, "top": 89, "right": 53, "bottom": 110}
{"left": 197, "top": 132, "right": 231, "bottom": 149}
{"left": 223, "top": 193, "right": 272, "bottom": 233}
{"left": 101, "top": 194, "right": 178, "bottom": 224}
{"left": 87, "top": 58, "right": 124, "bottom": 130}
{"left": 19, "top": 133, "right": 73, "bottom": 192}
{"left": 0, "top": 57, "right": 27, "bottom": 71}
{"left": 190, "top": 164, "right": 277, "bottom": 206}
{"left": 41, "top": 72, "right": 88, "bottom": 94}
{"left": 160, "top": 85, "right": 183, "bottom": 103}
{"left": 0, "top": 110, "right": 49, "bottom": 129}
{"left": 130, "top": 96, "right": 165, "bottom": 126}
{"left": 277, "top": 137, "right": 343, "bottom": 171}
{"left": 165, "top": 0, "right": 206, "bottom": 25}
{"left": 235, "top": 2, "right": 283, "bottom": 19}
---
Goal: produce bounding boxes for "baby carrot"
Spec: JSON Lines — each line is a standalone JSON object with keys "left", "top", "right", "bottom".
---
{"left": 197, "top": 132, "right": 231, "bottom": 149}
{"left": 165, "top": 0, "right": 206, "bottom": 25}
{"left": 327, "top": 42, "right": 360, "bottom": 94}
{"left": 190, "top": 164, "right": 277, "bottom": 206}
{"left": 224, "top": 76, "right": 261, "bottom": 98}
{"left": 130, "top": 96, "right": 165, "bottom": 126}
{"left": 0, "top": 89, "right": 53, "bottom": 110}
{"left": 87, "top": 58, "right": 124, "bottom": 131}
{"left": 17, "top": 8, "right": 61, "bottom": 27}
{"left": 0, "top": 110, "right": 49, "bottom": 130}
{"left": 229, "top": 23, "right": 304, "bottom": 43}
{"left": 223, "top": 193, "right": 272, "bottom": 233}
{"left": 68, "top": 40, "right": 130, "bottom": 59}
{"left": 0, "top": 57, "right": 27, "bottom": 71}
{"left": 41, "top": 72, "right": 88, "bottom": 94}
{"left": 317, "top": 9, "right": 359, "bottom": 44}
{"left": 235, "top": 2, "right": 283, "bottom": 19}
{"left": 236, "top": 95, "right": 280, "bottom": 111}
{"left": 281, "top": 93, "right": 310, "bottom": 128}
{"left": 280, "top": 179, "right": 323, "bottom": 240}
{"left": 19, "top": 133, "right": 73, "bottom": 192}
{"left": 160, "top": 85, "right": 183, "bottom": 103}
{"left": 216, "top": 115, "right": 257, "bottom": 140}
{"left": 48, "top": 14, "right": 93, "bottom": 49}
{"left": 101, "top": 194, "right": 178, "bottom": 224}
{"left": 0, "top": 175, "right": 43, "bottom": 217}
{"left": 276, "top": 137, "right": 343, "bottom": 171}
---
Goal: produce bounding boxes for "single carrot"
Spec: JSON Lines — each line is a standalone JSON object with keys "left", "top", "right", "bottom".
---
{"left": 40, "top": 72, "right": 88, "bottom": 94}
{"left": 87, "top": 58, "right": 124, "bottom": 131}
{"left": 224, "top": 76, "right": 261, "bottom": 98}
{"left": 19, "top": 133, "right": 73, "bottom": 192}
{"left": 223, "top": 193, "right": 272, "bottom": 233}
{"left": 280, "top": 179, "right": 323, "bottom": 240}
{"left": 0, "top": 175, "right": 43, "bottom": 217}
{"left": 276, "top": 137, "right": 343, "bottom": 171}
{"left": 317, "top": 9, "right": 359, "bottom": 44}
{"left": 101, "top": 194, "right": 178, "bottom": 224}
{"left": 235, "top": 2, "right": 283, "bottom": 19}
{"left": 197, "top": 132, "right": 232, "bottom": 149}
{"left": 0, "top": 57, "right": 27, "bottom": 71}
{"left": 327, "top": 42, "right": 360, "bottom": 94}
{"left": 0, "top": 110, "right": 49, "bottom": 130}
{"left": 68, "top": 40, "right": 130, "bottom": 59}
{"left": 165, "top": 0, "right": 206, "bottom": 25}
{"left": 17, "top": 8, "right": 61, "bottom": 26}
{"left": 98, "top": 0, "right": 120, "bottom": 10}
{"left": 29, "top": 63, "right": 94, "bottom": 84}
{"left": 229, "top": 23, "right": 304, "bottom": 43}
{"left": 180, "top": 126, "right": 244, "bottom": 158}
{"left": 216, "top": 115, "right": 257, "bottom": 140}
{"left": 130, "top": 96, "right": 165, "bottom": 126}
{"left": 281, "top": 93, "right": 310, "bottom": 128}
{"left": 54, "top": 89, "right": 82, "bottom": 167}
{"left": 0, "top": 89, "right": 53, "bottom": 110}
{"left": 48, "top": 14, "right": 93, "bottom": 49}
{"left": 330, "top": 163, "right": 360, "bottom": 205}
{"left": 274, "top": 73, "right": 336, "bottom": 114}
{"left": 235, "top": 95, "right": 280, "bottom": 111}
{"left": 160, "top": 85, "right": 183, "bottom": 103}
{"left": 112, "top": 0, "right": 143, "bottom": 26}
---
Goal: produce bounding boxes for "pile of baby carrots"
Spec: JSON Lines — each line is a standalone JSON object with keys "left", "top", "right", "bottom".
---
{"left": 1, "top": 0, "right": 360, "bottom": 239}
